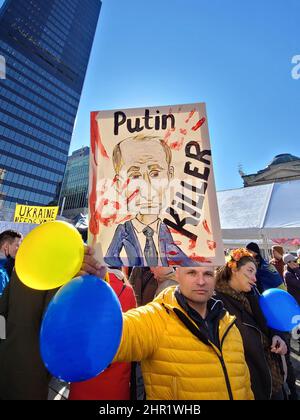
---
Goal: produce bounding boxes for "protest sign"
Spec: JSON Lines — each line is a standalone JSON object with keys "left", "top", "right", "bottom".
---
{"left": 89, "top": 103, "right": 224, "bottom": 267}
{"left": 14, "top": 204, "right": 58, "bottom": 224}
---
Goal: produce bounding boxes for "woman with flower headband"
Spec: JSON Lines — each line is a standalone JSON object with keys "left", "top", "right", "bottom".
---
{"left": 215, "top": 248, "right": 287, "bottom": 400}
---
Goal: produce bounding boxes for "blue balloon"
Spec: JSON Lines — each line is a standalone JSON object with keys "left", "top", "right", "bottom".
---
{"left": 259, "top": 288, "right": 300, "bottom": 331}
{"left": 40, "top": 275, "right": 123, "bottom": 382}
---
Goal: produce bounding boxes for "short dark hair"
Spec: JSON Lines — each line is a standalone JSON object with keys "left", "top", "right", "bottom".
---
{"left": 0, "top": 230, "right": 22, "bottom": 248}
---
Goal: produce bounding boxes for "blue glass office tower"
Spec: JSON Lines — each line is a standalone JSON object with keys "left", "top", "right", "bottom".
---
{"left": 0, "top": 0, "right": 101, "bottom": 212}
{"left": 59, "top": 146, "right": 89, "bottom": 218}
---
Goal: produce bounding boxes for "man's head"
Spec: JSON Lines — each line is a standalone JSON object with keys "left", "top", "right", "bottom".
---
{"left": 245, "top": 242, "right": 262, "bottom": 265}
{"left": 245, "top": 242, "right": 261, "bottom": 258}
{"left": 175, "top": 266, "right": 216, "bottom": 306}
{"left": 0, "top": 230, "right": 23, "bottom": 258}
{"left": 112, "top": 135, "right": 174, "bottom": 214}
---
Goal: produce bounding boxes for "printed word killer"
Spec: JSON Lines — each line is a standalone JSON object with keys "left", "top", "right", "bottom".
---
{"left": 164, "top": 141, "right": 211, "bottom": 242}
{"left": 114, "top": 109, "right": 175, "bottom": 135}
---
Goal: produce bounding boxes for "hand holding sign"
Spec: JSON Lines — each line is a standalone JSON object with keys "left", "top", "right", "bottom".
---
{"left": 15, "top": 221, "right": 84, "bottom": 290}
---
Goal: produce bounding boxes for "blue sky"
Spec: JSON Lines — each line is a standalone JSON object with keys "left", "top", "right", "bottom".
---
{"left": 71, "top": 0, "right": 300, "bottom": 191}
{"left": 1, "top": 0, "right": 300, "bottom": 191}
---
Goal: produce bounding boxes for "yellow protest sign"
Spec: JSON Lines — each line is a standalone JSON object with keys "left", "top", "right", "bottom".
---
{"left": 14, "top": 205, "right": 59, "bottom": 224}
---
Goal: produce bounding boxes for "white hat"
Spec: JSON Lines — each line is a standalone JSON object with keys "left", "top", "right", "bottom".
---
{"left": 283, "top": 253, "right": 297, "bottom": 264}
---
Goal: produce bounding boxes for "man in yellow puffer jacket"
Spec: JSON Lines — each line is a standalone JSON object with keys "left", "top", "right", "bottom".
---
{"left": 114, "top": 266, "right": 254, "bottom": 400}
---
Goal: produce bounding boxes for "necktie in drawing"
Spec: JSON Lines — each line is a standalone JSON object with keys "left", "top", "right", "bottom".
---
{"left": 142, "top": 225, "right": 158, "bottom": 266}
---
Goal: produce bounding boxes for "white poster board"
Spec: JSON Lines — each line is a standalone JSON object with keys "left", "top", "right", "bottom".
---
{"left": 89, "top": 103, "right": 224, "bottom": 267}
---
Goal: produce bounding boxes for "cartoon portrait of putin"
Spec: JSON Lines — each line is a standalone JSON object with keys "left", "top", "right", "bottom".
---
{"left": 105, "top": 135, "right": 197, "bottom": 267}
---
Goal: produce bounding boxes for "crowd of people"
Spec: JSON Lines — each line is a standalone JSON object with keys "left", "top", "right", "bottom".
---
{"left": 0, "top": 228, "right": 299, "bottom": 400}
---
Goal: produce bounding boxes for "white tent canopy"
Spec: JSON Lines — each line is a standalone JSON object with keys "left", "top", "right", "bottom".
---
{"left": 217, "top": 179, "right": 300, "bottom": 243}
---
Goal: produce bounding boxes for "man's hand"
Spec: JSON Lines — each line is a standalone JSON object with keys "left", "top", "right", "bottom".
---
{"left": 270, "top": 335, "right": 287, "bottom": 355}
{"left": 76, "top": 245, "right": 107, "bottom": 279}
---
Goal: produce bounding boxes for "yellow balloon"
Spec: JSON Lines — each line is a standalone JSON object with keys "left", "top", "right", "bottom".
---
{"left": 15, "top": 221, "right": 84, "bottom": 290}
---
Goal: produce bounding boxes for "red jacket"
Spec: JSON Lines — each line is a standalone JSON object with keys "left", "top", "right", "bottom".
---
{"left": 68, "top": 273, "right": 137, "bottom": 400}
{"left": 269, "top": 258, "right": 284, "bottom": 279}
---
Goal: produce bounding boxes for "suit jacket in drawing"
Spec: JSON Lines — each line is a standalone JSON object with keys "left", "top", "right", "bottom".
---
{"left": 105, "top": 219, "right": 198, "bottom": 267}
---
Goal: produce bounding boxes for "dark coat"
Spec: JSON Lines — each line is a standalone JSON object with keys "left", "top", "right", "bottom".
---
{"left": 0, "top": 271, "right": 57, "bottom": 400}
{"left": 216, "top": 291, "right": 272, "bottom": 400}
{"left": 284, "top": 266, "right": 300, "bottom": 305}
{"left": 256, "top": 257, "right": 284, "bottom": 292}
{"left": 129, "top": 267, "right": 157, "bottom": 306}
